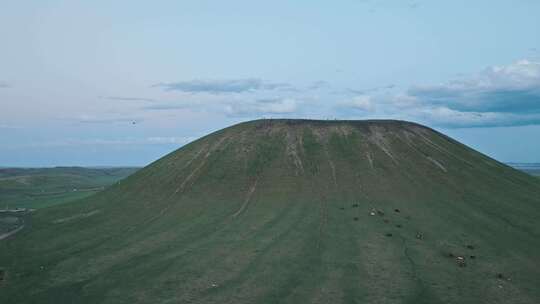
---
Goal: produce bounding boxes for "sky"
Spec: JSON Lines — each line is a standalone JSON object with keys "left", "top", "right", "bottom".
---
{"left": 1, "top": 0, "right": 539, "bottom": 166}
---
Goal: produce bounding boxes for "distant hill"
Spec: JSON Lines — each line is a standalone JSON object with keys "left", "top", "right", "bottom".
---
{"left": 1, "top": 120, "right": 539, "bottom": 304}
{"left": 507, "top": 163, "right": 540, "bottom": 177}
{"left": 0, "top": 167, "right": 138, "bottom": 209}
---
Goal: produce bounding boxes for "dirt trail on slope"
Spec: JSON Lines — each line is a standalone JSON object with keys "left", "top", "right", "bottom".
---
{"left": 396, "top": 133, "right": 448, "bottom": 173}
{"left": 285, "top": 131, "right": 304, "bottom": 176}
{"left": 412, "top": 128, "right": 473, "bottom": 166}
{"left": 366, "top": 152, "right": 374, "bottom": 170}
{"left": 368, "top": 126, "right": 398, "bottom": 164}
{"left": 426, "top": 157, "right": 447, "bottom": 172}
{"left": 325, "top": 149, "right": 338, "bottom": 187}
{"left": 139, "top": 135, "right": 231, "bottom": 228}
{"left": 0, "top": 218, "right": 24, "bottom": 241}
{"left": 52, "top": 210, "right": 101, "bottom": 224}
{"left": 232, "top": 179, "right": 259, "bottom": 218}
{"left": 397, "top": 234, "right": 427, "bottom": 300}
{"left": 317, "top": 193, "right": 329, "bottom": 250}
{"left": 174, "top": 135, "right": 230, "bottom": 195}
{"left": 0, "top": 225, "right": 24, "bottom": 241}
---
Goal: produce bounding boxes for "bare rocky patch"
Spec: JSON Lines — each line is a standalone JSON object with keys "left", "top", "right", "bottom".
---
{"left": 285, "top": 130, "right": 304, "bottom": 176}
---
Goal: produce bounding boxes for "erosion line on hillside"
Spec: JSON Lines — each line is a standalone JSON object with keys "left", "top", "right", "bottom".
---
{"left": 53, "top": 210, "right": 101, "bottom": 224}
{"left": 232, "top": 179, "right": 259, "bottom": 218}
{"left": 182, "top": 146, "right": 207, "bottom": 171}
{"left": 176, "top": 159, "right": 206, "bottom": 194}
{"left": 172, "top": 146, "right": 209, "bottom": 195}
{"left": 201, "top": 202, "right": 311, "bottom": 300}
{"left": 144, "top": 136, "right": 230, "bottom": 227}
{"left": 151, "top": 145, "right": 207, "bottom": 203}
{"left": 175, "top": 150, "right": 210, "bottom": 193}
{"left": 398, "top": 133, "right": 427, "bottom": 155}
{"left": 397, "top": 135, "right": 448, "bottom": 173}
{"left": 379, "top": 145, "right": 397, "bottom": 164}
{"left": 427, "top": 157, "right": 447, "bottom": 172}
{"left": 325, "top": 149, "right": 338, "bottom": 187}
{"left": 290, "top": 149, "right": 304, "bottom": 176}
{"left": 369, "top": 137, "right": 397, "bottom": 164}
{"left": 398, "top": 234, "right": 426, "bottom": 299}
{"left": 286, "top": 131, "right": 304, "bottom": 176}
{"left": 414, "top": 131, "right": 473, "bottom": 167}
{"left": 385, "top": 139, "right": 429, "bottom": 190}
{"left": 314, "top": 149, "right": 334, "bottom": 250}
{"left": 366, "top": 151, "right": 374, "bottom": 170}
{"left": 367, "top": 128, "right": 398, "bottom": 165}
{"left": 139, "top": 204, "right": 173, "bottom": 229}
{"left": 0, "top": 219, "right": 25, "bottom": 241}
{"left": 317, "top": 192, "right": 329, "bottom": 250}
{"left": 175, "top": 135, "right": 230, "bottom": 194}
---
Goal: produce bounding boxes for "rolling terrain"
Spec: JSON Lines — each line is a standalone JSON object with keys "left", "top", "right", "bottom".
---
{"left": 0, "top": 167, "right": 138, "bottom": 254}
{"left": 0, "top": 167, "right": 138, "bottom": 209}
{"left": 1, "top": 119, "right": 539, "bottom": 304}
{"left": 508, "top": 163, "right": 540, "bottom": 178}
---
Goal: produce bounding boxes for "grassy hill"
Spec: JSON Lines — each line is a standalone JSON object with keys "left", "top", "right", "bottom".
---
{"left": 1, "top": 119, "right": 539, "bottom": 304}
{"left": 0, "top": 167, "right": 138, "bottom": 209}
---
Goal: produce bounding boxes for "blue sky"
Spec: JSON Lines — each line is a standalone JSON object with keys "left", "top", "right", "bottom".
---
{"left": 1, "top": 0, "right": 539, "bottom": 166}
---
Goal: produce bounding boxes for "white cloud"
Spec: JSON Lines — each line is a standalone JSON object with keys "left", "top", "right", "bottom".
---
{"left": 143, "top": 94, "right": 302, "bottom": 117}
{"left": 416, "top": 106, "right": 540, "bottom": 128}
{"left": 224, "top": 98, "right": 299, "bottom": 116}
{"left": 13, "top": 136, "right": 197, "bottom": 148}
{"left": 408, "top": 60, "right": 540, "bottom": 113}
{"left": 486, "top": 59, "right": 540, "bottom": 88}
{"left": 145, "top": 136, "right": 198, "bottom": 144}
{"left": 337, "top": 59, "right": 540, "bottom": 128}
{"left": 340, "top": 95, "right": 375, "bottom": 111}
{"left": 74, "top": 114, "right": 142, "bottom": 125}
{"left": 102, "top": 96, "right": 155, "bottom": 102}
{"left": 153, "top": 78, "right": 293, "bottom": 94}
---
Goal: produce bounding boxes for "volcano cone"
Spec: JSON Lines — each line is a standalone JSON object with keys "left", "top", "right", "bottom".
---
{"left": 1, "top": 119, "right": 539, "bottom": 304}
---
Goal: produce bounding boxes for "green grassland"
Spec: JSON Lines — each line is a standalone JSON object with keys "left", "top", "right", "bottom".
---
{"left": 1, "top": 120, "right": 539, "bottom": 304}
{"left": 0, "top": 167, "right": 138, "bottom": 209}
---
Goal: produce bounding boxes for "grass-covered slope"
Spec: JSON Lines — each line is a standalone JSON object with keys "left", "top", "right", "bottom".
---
{"left": 1, "top": 119, "right": 539, "bottom": 304}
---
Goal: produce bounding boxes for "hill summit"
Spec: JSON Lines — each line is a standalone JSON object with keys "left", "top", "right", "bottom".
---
{"left": 1, "top": 119, "right": 540, "bottom": 304}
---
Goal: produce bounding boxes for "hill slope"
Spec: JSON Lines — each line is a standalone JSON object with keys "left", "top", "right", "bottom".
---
{"left": 1, "top": 119, "right": 539, "bottom": 304}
